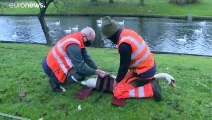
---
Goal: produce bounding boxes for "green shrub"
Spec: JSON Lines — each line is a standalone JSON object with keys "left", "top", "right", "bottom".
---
{"left": 170, "top": 0, "right": 200, "bottom": 5}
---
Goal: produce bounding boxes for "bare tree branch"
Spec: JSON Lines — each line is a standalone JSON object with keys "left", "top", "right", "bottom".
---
{"left": 47, "top": 0, "right": 54, "bottom": 7}
{"left": 34, "top": 0, "right": 41, "bottom": 10}
{"left": 52, "top": 0, "right": 60, "bottom": 12}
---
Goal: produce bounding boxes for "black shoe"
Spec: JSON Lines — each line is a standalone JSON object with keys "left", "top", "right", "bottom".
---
{"left": 151, "top": 79, "right": 162, "bottom": 102}
{"left": 48, "top": 79, "right": 61, "bottom": 92}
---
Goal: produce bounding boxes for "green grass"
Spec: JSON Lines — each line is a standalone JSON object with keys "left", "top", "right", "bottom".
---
{"left": 0, "top": 0, "right": 212, "bottom": 16}
{"left": 0, "top": 43, "right": 211, "bottom": 120}
{"left": 145, "top": 0, "right": 212, "bottom": 16}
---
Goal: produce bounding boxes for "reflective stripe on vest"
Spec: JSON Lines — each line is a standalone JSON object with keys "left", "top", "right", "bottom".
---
{"left": 120, "top": 36, "right": 150, "bottom": 68}
{"left": 52, "top": 38, "right": 80, "bottom": 74}
{"left": 130, "top": 49, "right": 150, "bottom": 68}
{"left": 129, "top": 86, "right": 145, "bottom": 98}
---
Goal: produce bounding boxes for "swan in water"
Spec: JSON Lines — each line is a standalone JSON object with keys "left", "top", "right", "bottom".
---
{"left": 12, "top": 32, "right": 17, "bottom": 39}
{"left": 54, "top": 20, "right": 60, "bottom": 25}
{"left": 72, "top": 25, "right": 78, "bottom": 32}
{"left": 97, "top": 18, "right": 102, "bottom": 28}
{"left": 64, "top": 27, "right": 72, "bottom": 34}
{"left": 177, "top": 35, "right": 187, "bottom": 42}
{"left": 194, "top": 28, "right": 203, "bottom": 34}
{"left": 96, "top": 18, "right": 102, "bottom": 24}
{"left": 199, "top": 20, "right": 206, "bottom": 26}
{"left": 118, "top": 19, "right": 124, "bottom": 27}
{"left": 97, "top": 23, "right": 102, "bottom": 28}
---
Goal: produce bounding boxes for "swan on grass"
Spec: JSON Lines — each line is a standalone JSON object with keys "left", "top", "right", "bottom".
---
{"left": 154, "top": 73, "right": 175, "bottom": 87}
{"left": 81, "top": 73, "right": 175, "bottom": 88}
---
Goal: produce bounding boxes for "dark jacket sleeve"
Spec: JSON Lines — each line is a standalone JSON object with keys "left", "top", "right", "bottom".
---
{"left": 81, "top": 48, "right": 98, "bottom": 70}
{"left": 66, "top": 44, "right": 96, "bottom": 76}
{"left": 116, "top": 43, "right": 132, "bottom": 82}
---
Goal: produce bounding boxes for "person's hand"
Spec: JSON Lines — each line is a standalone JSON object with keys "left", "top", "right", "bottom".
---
{"left": 95, "top": 69, "right": 107, "bottom": 78}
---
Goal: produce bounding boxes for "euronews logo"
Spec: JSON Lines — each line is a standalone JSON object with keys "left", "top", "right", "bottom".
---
{"left": 1, "top": 1, "right": 45, "bottom": 9}
{"left": 9, "top": 2, "right": 45, "bottom": 8}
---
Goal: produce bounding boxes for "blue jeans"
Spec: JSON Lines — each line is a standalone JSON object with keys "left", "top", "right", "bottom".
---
{"left": 42, "top": 57, "right": 60, "bottom": 84}
{"left": 137, "top": 63, "right": 156, "bottom": 79}
{"left": 42, "top": 57, "right": 85, "bottom": 85}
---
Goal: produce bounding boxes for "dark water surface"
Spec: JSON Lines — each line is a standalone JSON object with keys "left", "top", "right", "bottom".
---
{"left": 0, "top": 16, "right": 211, "bottom": 56}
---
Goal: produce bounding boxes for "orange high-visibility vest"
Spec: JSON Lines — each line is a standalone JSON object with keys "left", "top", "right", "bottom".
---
{"left": 117, "top": 29, "right": 155, "bottom": 74}
{"left": 46, "top": 32, "right": 85, "bottom": 83}
{"left": 113, "top": 69, "right": 153, "bottom": 99}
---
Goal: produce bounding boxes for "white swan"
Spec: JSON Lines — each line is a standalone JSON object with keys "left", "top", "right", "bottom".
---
{"left": 81, "top": 73, "right": 175, "bottom": 88}
{"left": 118, "top": 19, "right": 124, "bottom": 26}
{"left": 154, "top": 73, "right": 175, "bottom": 86}
{"left": 177, "top": 35, "right": 187, "bottom": 42}
{"left": 97, "top": 23, "right": 102, "bottom": 28}
{"left": 12, "top": 32, "right": 17, "bottom": 39}
{"left": 199, "top": 20, "right": 206, "bottom": 26}
{"left": 81, "top": 78, "right": 97, "bottom": 88}
{"left": 96, "top": 18, "right": 102, "bottom": 24}
{"left": 72, "top": 25, "right": 78, "bottom": 32}
{"left": 54, "top": 20, "right": 60, "bottom": 26}
{"left": 194, "top": 28, "right": 203, "bottom": 34}
{"left": 64, "top": 27, "right": 72, "bottom": 34}
{"left": 96, "top": 18, "right": 102, "bottom": 28}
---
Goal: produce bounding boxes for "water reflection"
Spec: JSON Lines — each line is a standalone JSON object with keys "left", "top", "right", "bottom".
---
{"left": 0, "top": 16, "right": 211, "bottom": 56}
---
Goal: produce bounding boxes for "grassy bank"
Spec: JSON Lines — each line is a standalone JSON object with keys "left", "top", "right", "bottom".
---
{"left": 0, "top": 0, "right": 212, "bottom": 16}
{"left": 0, "top": 43, "right": 211, "bottom": 120}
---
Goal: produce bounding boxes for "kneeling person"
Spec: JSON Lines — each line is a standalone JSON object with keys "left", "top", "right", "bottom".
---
{"left": 101, "top": 16, "right": 161, "bottom": 102}
{"left": 42, "top": 27, "right": 107, "bottom": 92}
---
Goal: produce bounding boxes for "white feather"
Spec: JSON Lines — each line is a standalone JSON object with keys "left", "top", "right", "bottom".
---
{"left": 77, "top": 105, "right": 82, "bottom": 111}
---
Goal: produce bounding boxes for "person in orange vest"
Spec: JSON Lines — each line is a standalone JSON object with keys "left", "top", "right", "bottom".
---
{"left": 42, "top": 27, "right": 107, "bottom": 92}
{"left": 101, "top": 16, "right": 161, "bottom": 102}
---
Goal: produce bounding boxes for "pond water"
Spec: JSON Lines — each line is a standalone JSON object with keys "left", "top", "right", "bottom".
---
{"left": 0, "top": 16, "right": 212, "bottom": 56}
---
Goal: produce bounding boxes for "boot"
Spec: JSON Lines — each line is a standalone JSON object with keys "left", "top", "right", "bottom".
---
{"left": 151, "top": 79, "right": 161, "bottom": 102}
{"left": 48, "top": 79, "right": 60, "bottom": 92}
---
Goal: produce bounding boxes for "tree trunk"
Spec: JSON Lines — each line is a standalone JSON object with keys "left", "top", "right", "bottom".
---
{"left": 36, "top": 0, "right": 53, "bottom": 46}
{"left": 38, "top": 9, "right": 53, "bottom": 46}
{"left": 140, "top": 0, "right": 144, "bottom": 6}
